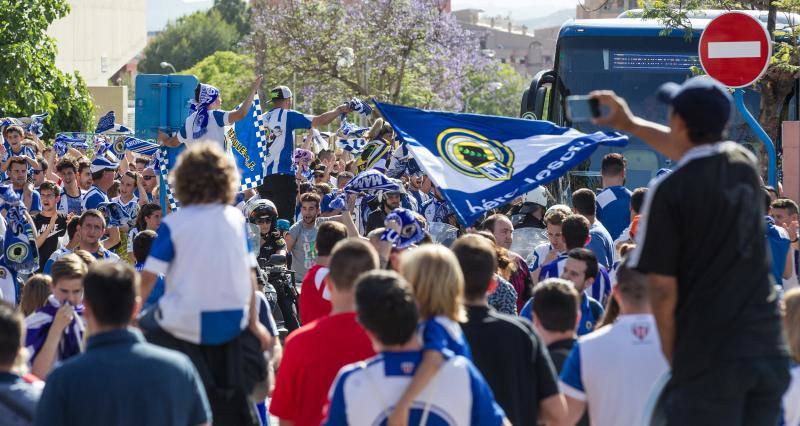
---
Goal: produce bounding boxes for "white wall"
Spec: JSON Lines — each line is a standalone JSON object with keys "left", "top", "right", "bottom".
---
{"left": 48, "top": 0, "right": 147, "bottom": 86}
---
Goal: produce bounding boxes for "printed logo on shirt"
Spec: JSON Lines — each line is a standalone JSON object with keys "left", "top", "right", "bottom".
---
{"left": 631, "top": 323, "right": 650, "bottom": 342}
{"left": 401, "top": 362, "right": 415, "bottom": 375}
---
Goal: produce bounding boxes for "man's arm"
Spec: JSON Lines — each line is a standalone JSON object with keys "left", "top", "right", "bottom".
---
{"left": 564, "top": 396, "right": 587, "bottom": 425}
{"left": 539, "top": 393, "right": 568, "bottom": 425}
{"left": 311, "top": 105, "right": 351, "bottom": 129}
{"left": 648, "top": 273, "right": 677, "bottom": 364}
{"left": 228, "top": 76, "right": 264, "bottom": 123}
{"left": 284, "top": 232, "right": 296, "bottom": 253}
{"left": 590, "top": 91, "right": 680, "bottom": 160}
{"left": 157, "top": 131, "right": 182, "bottom": 147}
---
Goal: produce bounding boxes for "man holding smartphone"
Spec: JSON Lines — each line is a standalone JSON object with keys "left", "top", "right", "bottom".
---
{"left": 591, "top": 76, "right": 789, "bottom": 425}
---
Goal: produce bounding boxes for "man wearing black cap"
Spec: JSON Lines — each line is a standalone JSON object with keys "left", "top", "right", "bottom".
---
{"left": 259, "top": 86, "right": 351, "bottom": 221}
{"left": 592, "top": 76, "right": 789, "bottom": 425}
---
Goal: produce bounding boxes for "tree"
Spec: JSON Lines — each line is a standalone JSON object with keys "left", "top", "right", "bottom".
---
{"left": 463, "top": 63, "right": 528, "bottom": 116}
{"left": 180, "top": 51, "right": 256, "bottom": 110}
{"left": 138, "top": 10, "right": 241, "bottom": 74}
{"left": 212, "top": 0, "right": 250, "bottom": 37}
{"left": 0, "top": 0, "right": 94, "bottom": 138}
{"left": 638, "top": 1, "right": 800, "bottom": 148}
{"left": 246, "top": 0, "right": 489, "bottom": 113}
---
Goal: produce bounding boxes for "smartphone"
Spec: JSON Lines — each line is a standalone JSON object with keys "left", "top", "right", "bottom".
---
{"left": 566, "top": 95, "right": 602, "bottom": 123}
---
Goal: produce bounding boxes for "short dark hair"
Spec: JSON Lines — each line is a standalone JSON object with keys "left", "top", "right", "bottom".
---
{"left": 772, "top": 198, "right": 800, "bottom": 216}
{"left": 83, "top": 262, "right": 139, "bottom": 327}
{"left": 329, "top": 239, "right": 379, "bottom": 291}
{"left": 631, "top": 187, "right": 647, "bottom": 214}
{"left": 315, "top": 221, "right": 348, "bottom": 257}
{"left": 8, "top": 157, "right": 27, "bottom": 170}
{"left": 571, "top": 188, "right": 596, "bottom": 217}
{"left": 0, "top": 302, "right": 23, "bottom": 366}
{"left": 37, "top": 155, "right": 48, "bottom": 172}
{"left": 601, "top": 153, "right": 626, "bottom": 177}
{"left": 531, "top": 279, "right": 580, "bottom": 332}
{"left": 79, "top": 209, "right": 106, "bottom": 227}
{"left": 299, "top": 192, "right": 321, "bottom": 209}
{"left": 77, "top": 159, "right": 91, "bottom": 174}
{"left": 615, "top": 258, "right": 648, "bottom": 306}
{"left": 355, "top": 270, "right": 419, "bottom": 346}
{"left": 481, "top": 214, "right": 510, "bottom": 232}
{"left": 567, "top": 248, "right": 598, "bottom": 282}
{"left": 4, "top": 125, "right": 23, "bottom": 138}
{"left": 452, "top": 235, "right": 497, "bottom": 300}
{"left": 764, "top": 189, "right": 773, "bottom": 211}
{"left": 132, "top": 230, "right": 157, "bottom": 263}
{"left": 66, "top": 216, "right": 80, "bottom": 240}
{"left": 56, "top": 158, "right": 78, "bottom": 173}
{"left": 91, "top": 169, "right": 106, "bottom": 181}
{"left": 318, "top": 150, "right": 335, "bottom": 162}
{"left": 134, "top": 157, "right": 150, "bottom": 167}
{"left": 38, "top": 181, "right": 59, "bottom": 197}
{"left": 561, "top": 215, "right": 590, "bottom": 249}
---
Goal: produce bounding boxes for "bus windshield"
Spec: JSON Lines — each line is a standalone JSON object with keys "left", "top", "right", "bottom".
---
{"left": 551, "top": 34, "right": 762, "bottom": 190}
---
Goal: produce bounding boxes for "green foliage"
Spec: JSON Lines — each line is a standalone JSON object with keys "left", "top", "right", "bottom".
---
{"left": 138, "top": 10, "right": 241, "bottom": 74}
{"left": 180, "top": 51, "right": 255, "bottom": 110}
{"left": 212, "top": 0, "right": 250, "bottom": 36}
{"left": 0, "top": 0, "right": 94, "bottom": 137}
{"left": 463, "top": 64, "right": 528, "bottom": 116}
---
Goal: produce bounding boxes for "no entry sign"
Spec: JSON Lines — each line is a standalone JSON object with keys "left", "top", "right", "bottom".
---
{"left": 699, "top": 12, "right": 772, "bottom": 88}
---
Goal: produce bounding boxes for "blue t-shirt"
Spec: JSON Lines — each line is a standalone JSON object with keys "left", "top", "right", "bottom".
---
{"left": 587, "top": 220, "right": 615, "bottom": 270}
{"left": 263, "top": 108, "right": 312, "bottom": 176}
{"left": 596, "top": 186, "right": 631, "bottom": 240}
{"left": 418, "top": 316, "right": 472, "bottom": 359}
{"left": 766, "top": 216, "right": 791, "bottom": 284}
{"left": 520, "top": 293, "right": 604, "bottom": 336}
{"left": 539, "top": 254, "right": 612, "bottom": 307}
{"left": 12, "top": 188, "right": 41, "bottom": 213}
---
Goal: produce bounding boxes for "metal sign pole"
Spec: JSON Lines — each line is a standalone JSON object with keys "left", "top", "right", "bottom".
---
{"left": 733, "top": 89, "right": 777, "bottom": 187}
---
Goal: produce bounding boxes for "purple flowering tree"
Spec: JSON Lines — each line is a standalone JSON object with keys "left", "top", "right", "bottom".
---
{"left": 246, "top": 0, "right": 491, "bottom": 112}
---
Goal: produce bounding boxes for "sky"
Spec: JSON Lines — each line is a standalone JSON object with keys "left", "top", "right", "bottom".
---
{"left": 451, "top": 0, "right": 580, "bottom": 19}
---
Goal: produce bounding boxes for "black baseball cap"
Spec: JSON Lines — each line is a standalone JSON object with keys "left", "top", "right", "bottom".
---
{"left": 270, "top": 86, "right": 293, "bottom": 101}
{"left": 656, "top": 76, "right": 732, "bottom": 136}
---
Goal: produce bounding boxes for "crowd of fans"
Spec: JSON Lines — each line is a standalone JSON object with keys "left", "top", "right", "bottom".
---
{"left": 0, "top": 77, "right": 799, "bottom": 426}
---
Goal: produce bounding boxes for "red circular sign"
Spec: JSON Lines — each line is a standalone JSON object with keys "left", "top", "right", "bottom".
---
{"left": 699, "top": 12, "right": 772, "bottom": 88}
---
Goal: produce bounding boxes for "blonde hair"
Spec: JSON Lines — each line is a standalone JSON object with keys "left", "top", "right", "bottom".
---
{"left": 19, "top": 274, "right": 52, "bottom": 316}
{"left": 400, "top": 245, "right": 465, "bottom": 322}
{"left": 784, "top": 288, "right": 800, "bottom": 363}
{"left": 172, "top": 143, "right": 238, "bottom": 205}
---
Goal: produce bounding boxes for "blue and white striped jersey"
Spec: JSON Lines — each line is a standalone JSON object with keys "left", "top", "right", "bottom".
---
{"left": 539, "top": 254, "right": 613, "bottom": 307}
{"left": 323, "top": 351, "right": 505, "bottom": 426}
{"left": 263, "top": 108, "right": 312, "bottom": 176}
{"left": 82, "top": 185, "right": 108, "bottom": 211}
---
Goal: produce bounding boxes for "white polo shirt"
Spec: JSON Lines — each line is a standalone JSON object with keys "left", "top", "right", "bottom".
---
{"left": 559, "top": 314, "right": 669, "bottom": 426}
{"left": 177, "top": 110, "right": 233, "bottom": 157}
{"left": 144, "top": 204, "right": 256, "bottom": 345}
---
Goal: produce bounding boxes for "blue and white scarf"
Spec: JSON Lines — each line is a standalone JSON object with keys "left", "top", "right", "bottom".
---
{"left": 54, "top": 133, "right": 90, "bottom": 156}
{"left": 336, "top": 116, "right": 369, "bottom": 154}
{"left": 343, "top": 170, "right": 402, "bottom": 195}
{"left": 189, "top": 84, "right": 220, "bottom": 139}
{"left": 381, "top": 208, "right": 424, "bottom": 249}
{"left": 0, "top": 185, "right": 39, "bottom": 273}
{"left": 0, "top": 113, "right": 48, "bottom": 138}
{"left": 347, "top": 98, "right": 373, "bottom": 117}
{"left": 25, "top": 294, "right": 85, "bottom": 363}
{"left": 95, "top": 111, "right": 132, "bottom": 134}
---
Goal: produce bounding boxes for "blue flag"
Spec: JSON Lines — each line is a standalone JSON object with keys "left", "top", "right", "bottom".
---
{"left": 373, "top": 102, "right": 628, "bottom": 226}
{"left": 0, "top": 185, "right": 39, "bottom": 273}
{"left": 157, "top": 145, "right": 185, "bottom": 210}
{"left": 95, "top": 111, "right": 132, "bottom": 134}
{"left": 227, "top": 93, "right": 267, "bottom": 190}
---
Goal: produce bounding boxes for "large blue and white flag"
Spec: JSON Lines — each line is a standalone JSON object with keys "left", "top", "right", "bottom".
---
{"left": 227, "top": 93, "right": 268, "bottom": 190}
{"left": 0, "top": 113, "right": 48, "bottom": 138}
{"left": 108, "top": 136, "right": 159, "bottom": 158}
{"left": 374, "top": 102, "right": 628, "bottom": 226}
{"left": 157, "top": 145, "right": 185, "bottom": 210}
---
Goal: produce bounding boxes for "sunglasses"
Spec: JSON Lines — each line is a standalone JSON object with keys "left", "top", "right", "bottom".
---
{"left": 142, "top": 175, "right": 155, "bottom": 180}
{"left": 32, "top": 170, "right": 43, "bottom": 175}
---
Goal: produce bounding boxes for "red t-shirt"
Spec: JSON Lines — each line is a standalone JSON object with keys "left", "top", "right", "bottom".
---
{"left": 269, "top": 312, "right": 375, "bottom": 426}
{"left": 299, "top": 264, "right": 332, "bottom": 324}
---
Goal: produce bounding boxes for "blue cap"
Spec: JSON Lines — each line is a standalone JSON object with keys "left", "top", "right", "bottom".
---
{"left": 657, "top": 76, "right": 732, "bottom": 136}
{"left": 90, "top": 156, "right": 119, "bottom": 173}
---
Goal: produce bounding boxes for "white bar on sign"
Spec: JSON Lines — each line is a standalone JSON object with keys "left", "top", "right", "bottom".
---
{"left": 707, "top": 41, "right": 761, "bottom": 59}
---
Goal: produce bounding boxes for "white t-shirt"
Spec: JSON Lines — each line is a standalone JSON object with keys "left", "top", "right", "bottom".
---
{"left": 560, "top": 314, "right": 669, "bottom": 426}
{"left": 177, "top": 110, "right": 233, "bottom": 157}
{"left": 143, "top": 204, "right": 256, "bottom": 345}
{"left": 785, "top": 364, "right": 800, "bottom": 426}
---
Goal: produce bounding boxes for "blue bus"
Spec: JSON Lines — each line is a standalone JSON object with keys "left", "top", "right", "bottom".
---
{"left": 521, "top": 12, "right": 799, "bottom": 195}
